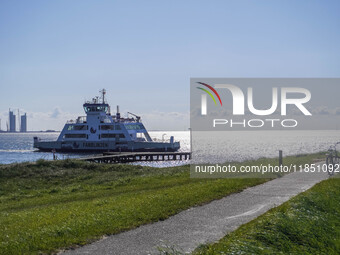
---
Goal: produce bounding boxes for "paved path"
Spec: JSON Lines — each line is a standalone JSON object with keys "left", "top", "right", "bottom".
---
{"left": 63, "top": 169, "right": 328, "bottom": 255}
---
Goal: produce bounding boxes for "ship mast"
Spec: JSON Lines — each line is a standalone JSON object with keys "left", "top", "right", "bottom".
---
{"left": 100, "top": 89, "right": 106, "bottom": 104}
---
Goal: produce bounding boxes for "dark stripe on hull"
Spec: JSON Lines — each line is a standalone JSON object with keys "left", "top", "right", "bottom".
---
{"left": 35, "top": 147, "right": 179, "bottom": 153}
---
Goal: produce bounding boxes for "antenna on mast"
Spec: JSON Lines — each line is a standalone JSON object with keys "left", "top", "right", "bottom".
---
{"left": 100, "top": 89, "right": 106, "bottom": 104}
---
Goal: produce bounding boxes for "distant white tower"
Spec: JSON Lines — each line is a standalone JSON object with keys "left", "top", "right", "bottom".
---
{"left": 20, "top": 113, "right": 27, "bottom": 132}
{"left": 9, "top": 109, "right": 16, "bottom": 132}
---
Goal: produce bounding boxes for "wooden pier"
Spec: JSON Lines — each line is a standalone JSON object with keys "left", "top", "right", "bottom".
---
{"left": 79, "top": 152, "right": 191, "bottom": 163}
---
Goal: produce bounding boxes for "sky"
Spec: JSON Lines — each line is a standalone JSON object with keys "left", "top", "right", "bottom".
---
{"left": 0, "top": 0, "right": 339, "bottom": 131}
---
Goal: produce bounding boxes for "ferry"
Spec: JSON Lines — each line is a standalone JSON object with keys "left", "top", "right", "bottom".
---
{"left": 33, "top": 89, "right": 180, "bottom": 152}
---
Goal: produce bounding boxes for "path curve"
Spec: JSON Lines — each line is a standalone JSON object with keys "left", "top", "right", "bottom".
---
{"left": 63, "top": 167, "right": 328, "bottom": 255}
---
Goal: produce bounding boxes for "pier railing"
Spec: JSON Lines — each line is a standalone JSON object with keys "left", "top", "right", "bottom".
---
{"left": 79, "top": 152, "right": 191, "bottom": 163}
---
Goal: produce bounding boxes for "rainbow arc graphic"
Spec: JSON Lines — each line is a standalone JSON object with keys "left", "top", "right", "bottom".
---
{"left": 196, "top": 82, "right": 222, "bottom": 106}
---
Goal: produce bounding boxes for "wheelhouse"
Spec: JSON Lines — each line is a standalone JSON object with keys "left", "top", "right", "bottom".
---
{"left": 83, "top": 103, "right": 109, "bottom": 113}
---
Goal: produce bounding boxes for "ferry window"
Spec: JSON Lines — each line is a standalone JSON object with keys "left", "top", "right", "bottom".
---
{"left": 67, "top": 125, "right": 87, "bottom": 131}
{"left": 115, "top": 125, "right": 121, "bottom": 130}
{"left": 101, "top": 125, "right": 114, "bottom": 130}
{"left": 125, "top": 124, "right": 143, "bottom": 130}
{"left": 64, "top": 134, "right": 87, "bottom": 138}
{"left": 101, "top": 134, "right": 116, "bottom": 138}
{"left": 119, "top": 134, "right": 125, "bottom": 138}
{"left": 74, "top": 125, "right": 87, "bottom": 130}
{"left": 84, "top": 107, "right": 92, "bottom": 113}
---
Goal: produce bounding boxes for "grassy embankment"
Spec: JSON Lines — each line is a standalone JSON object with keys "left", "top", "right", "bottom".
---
{"left": 194, "top": 176, "right": 340, "bottom": 255}
{"left": 0, "top": 152, "right": 324, "bottom": 254}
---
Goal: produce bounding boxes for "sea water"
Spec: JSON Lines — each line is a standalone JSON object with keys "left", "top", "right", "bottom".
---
{"left": 0, "top": 131, "right": 339, "bottom": 167}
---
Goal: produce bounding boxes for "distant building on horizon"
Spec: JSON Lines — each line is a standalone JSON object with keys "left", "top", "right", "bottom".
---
{"left": 9, "top": 110, "right": 16, "bottom": 132}
{"left": 20, "top": 113, "right": 27, "bottom": 132}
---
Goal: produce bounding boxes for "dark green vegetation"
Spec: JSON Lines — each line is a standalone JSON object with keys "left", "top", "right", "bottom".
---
{"left": 0, "top": 152, "right": 325, "bottom": 254}
{"left": 194, "top": 176, "right": 340, "bottom": 255}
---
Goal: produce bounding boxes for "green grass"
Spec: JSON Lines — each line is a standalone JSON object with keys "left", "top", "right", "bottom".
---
{"left": 0, "top": 152, "right": 325, "bottom": 254}
{"left": 194, "top": 176, "right": 340, "bottom": 255}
